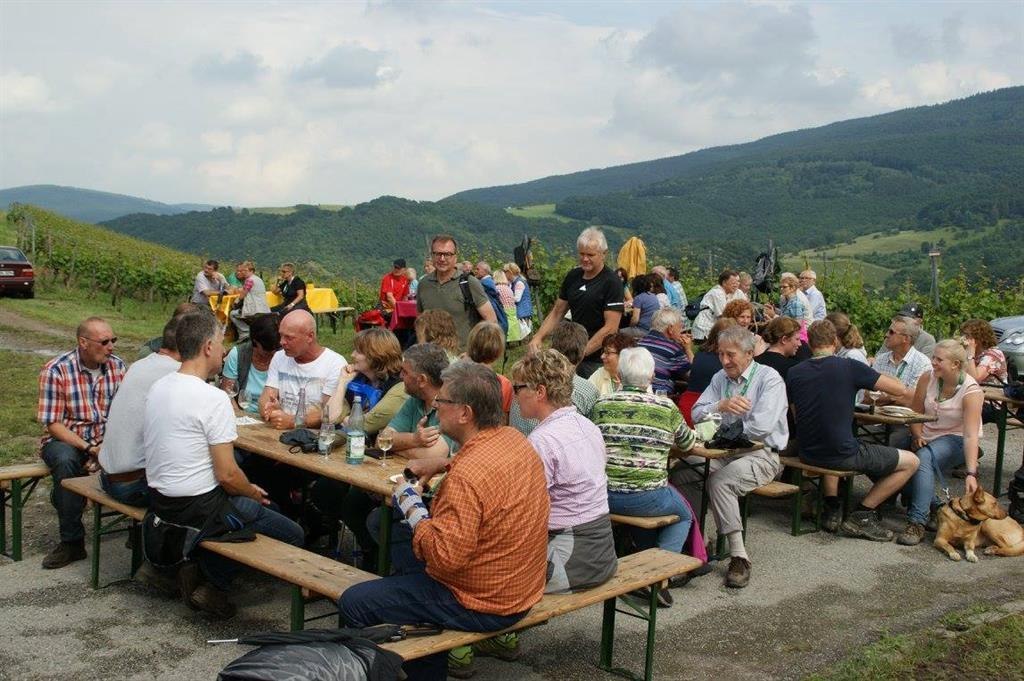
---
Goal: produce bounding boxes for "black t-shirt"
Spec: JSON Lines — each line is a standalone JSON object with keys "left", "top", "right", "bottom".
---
{"left": 559, "top": 266, "right": 624, "bottom": 361}
{"left": 786, "top": 356, "right": 881, "bottom": 465}
{"left": 795, "top": 342, "right": 812, "bottom": 362}
{"left": 687, "top": 351, "right": 722, "bottom": 394}
{"left": 756, "top": 350, "right": 796, "bottom": 381}
{"left": 279, "top": 276, "right": 307, "bottom": 306}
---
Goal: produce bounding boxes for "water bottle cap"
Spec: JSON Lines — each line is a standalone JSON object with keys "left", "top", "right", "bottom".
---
{"left": 354, "top": 396, "right": 362, "bottom": 403}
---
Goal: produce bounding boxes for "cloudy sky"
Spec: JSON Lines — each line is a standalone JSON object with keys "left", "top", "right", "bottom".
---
{"left": 1, "top": 0, "right": 1021, "bottom": 206}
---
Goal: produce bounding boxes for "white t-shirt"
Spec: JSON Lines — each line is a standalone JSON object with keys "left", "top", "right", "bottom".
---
{"left": 144, "top": 372, "right": 238, "bottom": 497}
{"left": 99, "top": 353, "right": 181, "bottom": 474}
{"left": 266, "top": 348, "right": 347, "bottom": 414}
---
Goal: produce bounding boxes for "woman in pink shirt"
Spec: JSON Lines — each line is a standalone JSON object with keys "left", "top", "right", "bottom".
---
{"left": 898, "top": 339, "right": 983, "bottom": 545}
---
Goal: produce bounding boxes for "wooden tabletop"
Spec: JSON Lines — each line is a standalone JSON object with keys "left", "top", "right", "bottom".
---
{"left": 675, "top": 442, "right": 765, "bottom": 460}
{"left": 983, "top": 385, "right": 1024, "bottom": 407}
{"left": 854, "top": 410, "right": 936, "bottom": 426}
{"left": 234, "top": 422, "right": 406, "bottom": 496}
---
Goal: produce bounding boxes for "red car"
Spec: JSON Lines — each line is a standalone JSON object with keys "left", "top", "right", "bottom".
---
{"left": 0, "top": 246, "right": 35, "bottom": 298}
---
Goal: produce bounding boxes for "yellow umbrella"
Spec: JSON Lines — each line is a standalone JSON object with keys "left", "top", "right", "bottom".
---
{"left": 616, "top": 236, "right": 647, "bottom": 279}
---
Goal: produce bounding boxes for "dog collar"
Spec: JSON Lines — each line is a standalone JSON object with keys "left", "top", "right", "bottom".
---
{"left": 948, "top": 498, "right": 983, "bottom": 525}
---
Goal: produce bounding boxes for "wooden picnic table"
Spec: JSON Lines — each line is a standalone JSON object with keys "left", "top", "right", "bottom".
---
{"left": 853, "top": 408, "right": 936, "bottom": 445}
{"left": 234, "top": 419, "right": 406, "bottom": 573}
{"left": 670, "top": 441, "right": 765, "bottom": 536}
{"left": 983, "top": 385, "right": 1024, "bottom": 495}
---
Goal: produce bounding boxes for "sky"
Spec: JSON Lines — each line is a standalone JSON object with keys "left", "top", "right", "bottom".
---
{"left": 1, "top": 0, "right": 1021, "bottom": 206}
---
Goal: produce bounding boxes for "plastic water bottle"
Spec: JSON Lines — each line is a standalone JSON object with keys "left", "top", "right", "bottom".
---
{"left": 294, "top": 387, "right": 307, "bottom": 429}
{"left": 346, "top": 396, "right": 365, "bottom": 465}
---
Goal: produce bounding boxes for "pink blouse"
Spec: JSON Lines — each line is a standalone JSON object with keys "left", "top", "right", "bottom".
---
{"left": 975, "top": 347, "right": 1008, "bottom": 383}
{"left": 921, "top": 371, "right": 983, "bottom": 441}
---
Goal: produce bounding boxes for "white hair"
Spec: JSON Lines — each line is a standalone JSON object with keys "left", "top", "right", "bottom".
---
{"left": 651, "top": 307, "right": 683, "bottom": 333}
{"left": 618, "top": 347, "right": 655, "bottom": 389}
{"left": 577, "top": 227, "right": 608, "bottom": 253}
{"left": 717, "top": 326, "right": 756, "bottom": 354}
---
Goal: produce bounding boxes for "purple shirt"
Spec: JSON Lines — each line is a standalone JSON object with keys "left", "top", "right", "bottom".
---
{"left": 528, "top": 406, "right": 609, "bottom": 530}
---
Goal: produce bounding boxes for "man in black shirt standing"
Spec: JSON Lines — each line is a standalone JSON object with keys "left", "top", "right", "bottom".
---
{"left": 786, "top": 320, "right": 919, "bottom": 541}
{"left": 530, "top": 227, "right": 623, "bottom": 378}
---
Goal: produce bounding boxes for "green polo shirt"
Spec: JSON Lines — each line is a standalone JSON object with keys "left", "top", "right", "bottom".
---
{"left": 416, "top": 272, "right": 488, "bottom": 347}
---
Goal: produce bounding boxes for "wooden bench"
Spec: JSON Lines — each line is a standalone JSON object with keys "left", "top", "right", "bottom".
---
{"left": 779, "top": 456, "right": 860, "bottom": 535}
{"left": 61, "top": 475, "right": 378, "bottom": 628}
{"left": 313, "top": 306, "right": 355, "bottom": 335}
{"left": 1, "top": 463, "right": 50, "bottom": 561}
{"left": 379, "top": 549, "right": 702, "bottom": 681}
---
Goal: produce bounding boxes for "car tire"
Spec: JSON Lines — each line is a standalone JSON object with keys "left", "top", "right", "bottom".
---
{"left": 24, "top": 288, "right": 34, "bottom": 299}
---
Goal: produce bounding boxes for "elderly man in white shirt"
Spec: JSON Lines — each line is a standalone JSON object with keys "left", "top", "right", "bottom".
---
{"left": 799, "top": 270, "right": 827, "bottom": 321}
{"left": 692, "top": 269, "right": 745, "bottom": 342}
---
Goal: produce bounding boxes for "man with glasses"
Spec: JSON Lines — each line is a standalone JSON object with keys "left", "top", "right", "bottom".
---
{"left": 530, "top": 227, "right": 624, "bottom": 378}
{"left": 872, "top": 316, "right": 930, "bottom": 407}
{"left": 798, "top": 270, "right": 827, "bottom": 321}
{"left": 417, "top": 234, "right": 496, "bottom": 347}
{"left": 340, "top": 361, "right": 549, "bottom": 681}
{"left": 37, "top": 316, "right": 126, "bottom": 568}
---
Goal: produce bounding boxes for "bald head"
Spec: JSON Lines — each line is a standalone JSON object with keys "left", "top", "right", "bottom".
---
{"left": 279, "top": 309, "right": 318, "bottom": 359}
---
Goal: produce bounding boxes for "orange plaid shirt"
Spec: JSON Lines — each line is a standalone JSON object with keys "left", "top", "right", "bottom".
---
{"left": 413, "top": 426, "right": 550, "bottom": 615}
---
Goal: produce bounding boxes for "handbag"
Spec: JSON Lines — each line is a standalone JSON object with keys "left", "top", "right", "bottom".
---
{"left": 707, "top": 419, "right": 754, "bottom": 449}
{"left": 280, "top": 428, "right": 318, "bottom": 453}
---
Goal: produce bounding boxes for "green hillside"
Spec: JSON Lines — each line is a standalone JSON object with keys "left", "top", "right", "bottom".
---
{"left": 0, "top": 185, "right": 212, "bottom": 223}
{"left": 102, "top": 196, "right": 583, "bottom": 281}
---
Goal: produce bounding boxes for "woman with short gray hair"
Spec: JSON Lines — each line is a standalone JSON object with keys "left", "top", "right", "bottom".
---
{"left": 590, "top": 347, "right": 699, "bottom": 606}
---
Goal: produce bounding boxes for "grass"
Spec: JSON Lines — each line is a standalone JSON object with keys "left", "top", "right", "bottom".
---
{"left": 793, "top": 226, "right": 964, "bottom": 259}
{"left": 809, "top": 609, "right": 1024, "bottom": 680}
{"left": 780, "top": 255, "right": 894, "bottom": 288}
{"left": 506, "top": 204, "right": 579, "bottom": 223}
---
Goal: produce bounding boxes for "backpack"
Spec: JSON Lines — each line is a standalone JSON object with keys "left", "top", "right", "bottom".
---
{"left": 459, "top": 273, "right": 509, "bottom": 335}
{"left": 684, "top": 291, "right": 708, "bottom": 321}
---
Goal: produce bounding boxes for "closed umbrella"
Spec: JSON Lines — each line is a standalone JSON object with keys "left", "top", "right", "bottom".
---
{"left": 616, "top": 236, "right": 647, "bottom": 279}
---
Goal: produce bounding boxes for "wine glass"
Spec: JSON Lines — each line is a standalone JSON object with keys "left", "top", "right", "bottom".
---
{"left": 236, "top": 389, "right": 251, "bottom": 413}
{"left": 867, "top": 390, "right": 882, "bottom": 414}
{"left": 377, "top": 426, "right": 395, "bottom": 467}
{"left": 223, "top": 382, "right": 238, "bottom": 405}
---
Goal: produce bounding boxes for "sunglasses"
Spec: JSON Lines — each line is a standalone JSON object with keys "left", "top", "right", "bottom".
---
{"left": 80, "top": 336, "right": 117, "bottom": 346}
{"left": 512, "top": 383, "right": 531, "bottom": 394}
{"left": 434, "top": 397, "right": 461, "bottom": 406}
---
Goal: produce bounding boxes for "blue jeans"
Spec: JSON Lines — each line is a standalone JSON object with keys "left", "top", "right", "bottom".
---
{"left": 100, "top": 472, "right": 150, "bottom": 507}
{"left": 340, "top": 569, "right": 526, "bottom": 681}
{"left": 906, "top": 435, "right": 965, "bottom": 525}
{"left": 198, "top": 496, "right": 304, "bottom": 590}
{"left": 40, "top": 440, "right": 87, "bottom": 543}
{"left": 607, "top": 486, "right": 692, "bottom": 553}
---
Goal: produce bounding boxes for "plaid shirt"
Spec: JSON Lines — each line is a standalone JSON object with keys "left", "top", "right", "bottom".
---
{"left": 37, "top": 349, "right": 126, "bottom": 447}
{"left": 413, "top": 426, "right": 550, "bottom": 615}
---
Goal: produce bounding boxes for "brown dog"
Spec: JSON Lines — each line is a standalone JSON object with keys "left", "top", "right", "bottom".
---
{"left": 933, "top": 486, "right": 1024, "bottom": 562}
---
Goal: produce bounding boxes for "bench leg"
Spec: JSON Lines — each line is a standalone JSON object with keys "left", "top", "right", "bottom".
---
{"left": 598, "top": 588, "right": 659, "bottom": 681}
{"left": 599, "top": 597, "right": 616, "bottom": 669}
{"left": 840, "top": 476, "right": 853, "bottom": 521}
{"left": 1, "top": 486, "right": 7, "bottom": 557}
{"left": 290, "top": 586, "right": 304, "bottom": 631}
{"left": 377, "top": 513, "right": 392, "bottom": 576}
{"left": 91, "top": 503, "right": 102, "bottom": 590}
{"left": 995, "top": 404, "right": 1008, "bottom": 496}
{"left": 10, "top": 480, "right": 23, "bottom": 561}
{"left": 698, "top": 459, "right": 711, "bottom": 536}
{"left": 790, "top": 469, "right": 804, "bottom": 536}
{"left": 129, "top": 521, "right": 142, "bottom": 576}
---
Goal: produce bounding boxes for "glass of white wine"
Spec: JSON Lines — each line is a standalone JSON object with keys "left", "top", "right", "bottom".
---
{"left": 377, "top": 426, "right": 395, "bottom": 467}
{"left": 867, "top": 390, "right": 882, "bottom": 414}
{"left": 223, "top": 381, "right": 238, "bottom": 407}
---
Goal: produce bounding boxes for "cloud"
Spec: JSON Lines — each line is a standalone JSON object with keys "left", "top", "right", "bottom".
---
{"left": 292, "top": 43, "right": 397, "bottom": 89}
{"left": 191, "top": 51, "right": 266, "bottom": 82}
{"left": 0, "top": 70, "right": 59, "bottom": 113}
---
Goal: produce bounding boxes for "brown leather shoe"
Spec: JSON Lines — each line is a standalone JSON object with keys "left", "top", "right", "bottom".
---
{"left": 189, "top": 583, "right": 237, "bottom": 619}
{"left": 725, "top": 557, "right": 751, "bottom": 589}
{"left": 134, "top": 562, "right": 178, "bottom": 597}
{"left": 41, "top": 540, "right": 87, "bottom": 569}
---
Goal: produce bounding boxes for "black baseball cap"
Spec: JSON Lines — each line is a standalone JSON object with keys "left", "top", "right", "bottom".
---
{"left": 393, "top": 258, "right": 407, "bottom": 268}
{"left": 898, "top": 302, "right": 924, "bottom": 319}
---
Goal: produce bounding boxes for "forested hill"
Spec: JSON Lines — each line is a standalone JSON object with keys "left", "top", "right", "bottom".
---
{"left": 446, "top": 87, "right": 1023, "bottom": 210}
{"left": 101, "top": 197, "right": 581, "bottom": 281}
{"left": 0, "top": 185, "right": 212, "bottom": 223}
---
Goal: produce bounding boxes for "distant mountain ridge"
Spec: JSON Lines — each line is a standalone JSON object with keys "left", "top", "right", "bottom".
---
{"left": 0, "top": 185, "right": 213, "bottom": 223}
{"left": 445, "top": 87, "right": 1024, "bottom": 208}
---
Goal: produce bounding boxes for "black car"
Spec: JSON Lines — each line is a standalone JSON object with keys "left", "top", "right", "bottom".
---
{"left": 0, "top": 246, "right": 35, "bottom": 298}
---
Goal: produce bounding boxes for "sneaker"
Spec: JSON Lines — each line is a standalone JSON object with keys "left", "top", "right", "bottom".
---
{"left": 897, "top": 523, "right": 926, "bottom": 546}
{"left": 473, "top": 632, "right": 520, "bottom": 661}
{"left": 447, "top": 645, "right": 476, "bottom": 678}
{"left": 840, "top": 510, "right": 894, "bottom": 542}
{"left": 188, "top": 583, "right": 237, "bottom": 619}
{"left": 725, "top": 557, "right": 751, "bottom": 588}
{"left": 822, "top": 507, "right": 842, "bottom": 533}
{"left": 134, "top": 562, "right": 178, "bottom": 597}
{"left": 41, "top": 540, "right": 87, "bottom": 569}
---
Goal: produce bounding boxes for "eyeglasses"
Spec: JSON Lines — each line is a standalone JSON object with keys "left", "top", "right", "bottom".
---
{"left": 434, "top": 397, "right": 461, "bottom": 406}
{"left": 80, "top": 336, "right": 117, "bottom": 346}
{"left": 431, "top": 251, "right": 457, "bottom": 259}
{"left": 601, "top": 349, "right": 618, "bottom": 356}
{"left": 886, "top": 328, "right": 906, "bottom": 337}
{"left": 512, "top": 383, "right": 530, "bottom": 394}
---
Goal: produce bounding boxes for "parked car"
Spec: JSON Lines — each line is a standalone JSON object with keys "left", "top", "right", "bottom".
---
{"left": 0, "top": 246, "right": 34, "bottom": 298}
{"left": 991, "top": 315, "right": 1024, "bottom": 381}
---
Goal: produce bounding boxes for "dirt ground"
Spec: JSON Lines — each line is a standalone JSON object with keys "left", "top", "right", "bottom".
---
{"left": 2, "top": 304, "right": 1022, "bottom": 680}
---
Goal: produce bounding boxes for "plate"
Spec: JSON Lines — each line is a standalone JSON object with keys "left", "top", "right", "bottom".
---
{"left": 878, "top": 406, "right": 915, "bottom": 417}
{"left": 388, "top": 474, "right": 405, "bottom": 484}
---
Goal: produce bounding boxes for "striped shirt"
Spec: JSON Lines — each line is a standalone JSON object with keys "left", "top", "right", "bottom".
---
{"left": 413, "top": 426, "right": 549, "bottom": 616}
{"left": 528, "top": 406, "right": 609, "bottom": 530}
{"left": 637, "top": 330, "right": 691, "bottom": 395}
{"left": 591, "top": 388, "right": 696, "bottom": 493}
{"left": 37, "top": 349, "right": 126, "bottom": 446}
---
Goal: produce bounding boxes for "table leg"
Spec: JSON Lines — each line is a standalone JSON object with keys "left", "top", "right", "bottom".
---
{"left": 995, "top": 402, "right": 1008, "bottom": 496}
{"left": 698, "top": 459, "right": 711, "bottom": 537}
{"left": 377, "top": 510, "right": 392, "bottom": 576}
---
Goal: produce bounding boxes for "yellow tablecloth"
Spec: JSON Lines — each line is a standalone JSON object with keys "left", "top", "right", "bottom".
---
{"left": 210, "top": 287, "right": 340, "bottom": 322}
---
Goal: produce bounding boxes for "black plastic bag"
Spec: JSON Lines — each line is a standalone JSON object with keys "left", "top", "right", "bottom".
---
{"left": 707, "top": 420, "right": 754, "bottom": 449}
